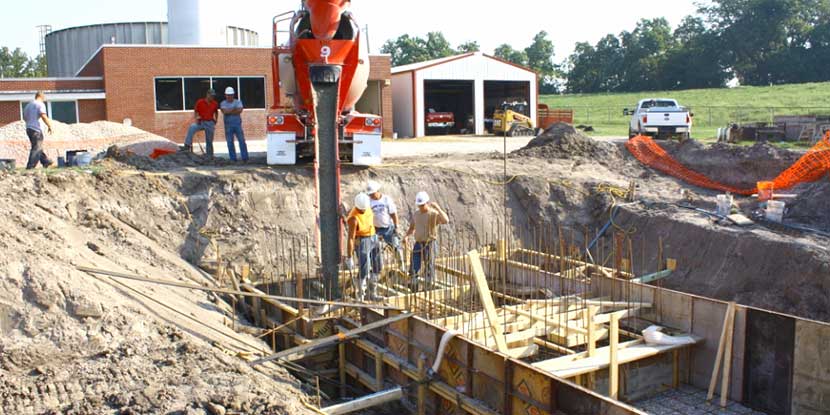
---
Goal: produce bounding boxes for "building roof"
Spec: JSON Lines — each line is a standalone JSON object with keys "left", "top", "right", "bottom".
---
{"left": 391, "top": 52, "right": 536, "bottom": 76}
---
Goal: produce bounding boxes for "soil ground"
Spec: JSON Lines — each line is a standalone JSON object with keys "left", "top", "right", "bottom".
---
{"left": 0, "top": 123, "right": 827, "bottom": 413}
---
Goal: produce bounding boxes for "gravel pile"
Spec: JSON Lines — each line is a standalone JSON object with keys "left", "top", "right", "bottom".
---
{"left": 0, "top": 121, "right": 178, "bottom": 165}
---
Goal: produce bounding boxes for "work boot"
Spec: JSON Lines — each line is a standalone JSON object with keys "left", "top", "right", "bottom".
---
{"left": 179, "top": 144, "right": 192, "bottom": 152}
{"left": 356, "top": 278, "right": 367, "bottom": 302}
{"left": 367, "top": 277, "right": 383, "bottom": 302}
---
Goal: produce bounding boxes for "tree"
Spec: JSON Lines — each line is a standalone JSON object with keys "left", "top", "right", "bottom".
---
{"left": 700, "top": 0, "right": 830, "bottom": 85}
{"left": 618, "top": 18, "right": 675, "bottom": 91}
{"left": 424, "top": 32, "right": 454, "bottom": 60}
{"left": 524, "top": 31, "right": 561, "bottom": 93}
{"left": 29, "top": 54, "right": 47, "bottom": 77}
{"left": 659, "top": 16, "right": 729, "bottom": 89}
{"left": 381, "top": 35, "right": 430, "bottom": 66}
{"left": 0, "top": 47, "right": 34, "bottom": 78}
{"left": 456, "top": 41, "right": 481, "bottom": 53}
{"left": 494, "top": 44, "right": 527, "bottom": 66}
{"left": 381, "top": 33, "right": 474, "bottom": 66}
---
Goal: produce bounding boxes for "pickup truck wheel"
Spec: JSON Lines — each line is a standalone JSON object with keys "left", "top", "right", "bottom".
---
{"left": 680, "top": 132, "right": 690, "bottom": 142}
{"left": 628, "top": 128, "right": 636, "bottom": 139}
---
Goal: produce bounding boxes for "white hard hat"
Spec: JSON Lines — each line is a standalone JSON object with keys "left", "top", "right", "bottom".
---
{"left": 225, "top": 86, "right": 235, "bottom": 95}
{"left": 415, "top": 191, "right": 430, "bottom": 206}
{"left": 366, "top": 180, "right": 381, "bottom": 194}
{"left": 354, "top": 193, "right": 371, "bottom": 211}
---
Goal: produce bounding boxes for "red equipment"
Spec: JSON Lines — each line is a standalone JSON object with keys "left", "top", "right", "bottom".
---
{"left": 269, "top": 1, "right": 383, "bottom": 298}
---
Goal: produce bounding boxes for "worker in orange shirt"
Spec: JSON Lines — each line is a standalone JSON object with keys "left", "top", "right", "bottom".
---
{"left": 344, "top": 193, "right": 382, "bottom": 302}
{"left": 182, "top": 88, "right": 219, "bottom": 157}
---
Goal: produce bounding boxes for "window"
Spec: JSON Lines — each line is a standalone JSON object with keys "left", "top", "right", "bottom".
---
{"left": 155, "top": 78, "right": 184, "bottom": 111}
{"left": 155, "top": 76, "right": 266, "bottom": 111}
{"left": 20, "top": 100, "right": 78, "bottom": 124}
{"left": 51, "top": 101, "right": 78, "bottom": 124}
{"left": 212, "top": 77, "right": 239, "bottom": 100}
{"left": 239, "top": 77, "right": 266, "bottom": 109}
{"left": 184, "top": 78, "right": 211, "bottom": 110}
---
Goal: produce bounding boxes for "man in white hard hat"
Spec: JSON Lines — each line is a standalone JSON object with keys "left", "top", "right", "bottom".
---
{"left": 220, "top": 86, "right": 248, "bottom": 162}
{"left": 405, "top": 191, "right": 449, "bottom": 290}
{"left": 345, "top": 192, "right": 382, "bottom": 302}
{"left": 366, "top": 180, "right": 405, "bottom": 271}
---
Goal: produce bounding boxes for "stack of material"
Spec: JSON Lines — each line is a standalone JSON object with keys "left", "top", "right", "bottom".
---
{"left": 0, "top": 120, "right": 177, "bottom": 167}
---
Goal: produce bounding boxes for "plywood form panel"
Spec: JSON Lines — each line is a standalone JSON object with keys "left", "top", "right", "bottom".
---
{"left": 791, "top": 320, "right": 830, "bottom": 415}
{"left": 743, "top": 308, "right": 795, "bottom": 415}
{"left": 690, "top": 298, "right": 728, "bottom": 390}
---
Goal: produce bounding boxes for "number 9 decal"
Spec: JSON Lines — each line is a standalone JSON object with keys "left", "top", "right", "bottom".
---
{"left": 321, "top": 46, "right": 332, "bottom": 58}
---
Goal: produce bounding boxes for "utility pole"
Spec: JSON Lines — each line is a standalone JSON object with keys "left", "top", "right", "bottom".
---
{"left": 363, "top": 24, "right": 371, "bottom": 54}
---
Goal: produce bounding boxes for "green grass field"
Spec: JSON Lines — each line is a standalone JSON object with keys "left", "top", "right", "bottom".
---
{"left": 540, "top": 81, "right": 830, "bottom": 144}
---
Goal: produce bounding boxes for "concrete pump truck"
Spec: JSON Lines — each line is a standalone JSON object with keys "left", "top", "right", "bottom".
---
{"left": 268, "top": 1, "right": 382, "bottom": 299}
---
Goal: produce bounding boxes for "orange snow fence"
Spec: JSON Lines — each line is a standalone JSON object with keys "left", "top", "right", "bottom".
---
{"left": 626, "top": 131, "right": 830, "bottom": 196}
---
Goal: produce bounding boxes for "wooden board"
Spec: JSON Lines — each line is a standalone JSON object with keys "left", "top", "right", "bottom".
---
{"left": 533, "top": 336, "right": 702, "bottom": 378}
{"left": 468, "top": 250, "right": 509, "bottom": 353}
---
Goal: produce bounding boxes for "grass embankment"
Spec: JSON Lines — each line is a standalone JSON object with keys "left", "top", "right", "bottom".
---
{"left": 541, "top": 82, "right": 830, "bottom": 146}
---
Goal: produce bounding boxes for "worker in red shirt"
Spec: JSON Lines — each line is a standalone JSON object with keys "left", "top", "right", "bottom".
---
{"left": 181, "top": 88, "right": 219, "bottom": 157}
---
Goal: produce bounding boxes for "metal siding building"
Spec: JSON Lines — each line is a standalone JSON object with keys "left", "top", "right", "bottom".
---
{"left": 391, "top": 52, "right": 538, "bottom": 138}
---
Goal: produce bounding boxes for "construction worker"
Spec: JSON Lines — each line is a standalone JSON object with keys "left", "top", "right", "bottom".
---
{"left": 405, "top": 191, "right": 449, "bottom": 290}
{"left": 220, "top": 86, "right": 248, "bottom": 162}
{"left": 182, "top": 88, "right": 219, "bottom": 156}
{"left": 23, "top": 91, "right": 55, "bottom": 169}
{"left": 345, "top": 192, "right": 382, "bottom": 302}
{"left": 366, "top": 180, "right": 405, "bottom": 271}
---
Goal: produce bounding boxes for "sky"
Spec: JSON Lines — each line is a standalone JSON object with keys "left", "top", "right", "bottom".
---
{"left": 5, "top": 0, "right": 699, "bottom": 62}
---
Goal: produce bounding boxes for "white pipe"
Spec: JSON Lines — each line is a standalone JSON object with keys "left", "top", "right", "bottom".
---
{"left": 322, "top": 387, "right": 403, "bottom": 415}
{"left": 432, "top": 329, "right": 459, "bottom": 373}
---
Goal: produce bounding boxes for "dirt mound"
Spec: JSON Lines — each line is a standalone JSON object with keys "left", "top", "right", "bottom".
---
{"left": 787, "top": 181, "right": 830, "bottom": 231}
{"left": 112, "top": 148, "right": 251, "bottom": 170}
{"left": 662, "top": 140, "right": 802, "bottom": 189}
{"left": 0, "top": 170, "right": 314, "bottom": 414}
{"left": 512, "top": 123, "right": 623, "bottom": 162}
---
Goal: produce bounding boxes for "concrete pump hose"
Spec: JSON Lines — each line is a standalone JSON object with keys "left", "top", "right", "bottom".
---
{"left": 431, "top": 329, "right": 459, "bottom": 374}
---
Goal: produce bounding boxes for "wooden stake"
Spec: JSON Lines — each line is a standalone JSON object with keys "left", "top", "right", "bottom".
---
{"left": 609, "top": 312, "right": 620, "bottom": 400}
{"left": 720, "top": 303, "right": 736, "bottom": 407}
{"left": 707, "top": 302, "right": 735, "bottom": 402}
{"left": 338, "top": 342, "right": 347, "bottom": 399}
{"left": 417, "top": 354, "right": 427, "bottom": 415}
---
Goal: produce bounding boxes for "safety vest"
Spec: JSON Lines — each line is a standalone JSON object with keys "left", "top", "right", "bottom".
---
{"left": 348, "top": 208, "right": 375, "bottom": 237}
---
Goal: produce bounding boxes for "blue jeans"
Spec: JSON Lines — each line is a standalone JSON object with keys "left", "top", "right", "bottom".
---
{"left": 376, "top": 225, "right": 402, "bottom": 268}
{"left": 410, "top": 240, "right": 436, "bottom": 282}
{"left": 184, "top": 121, "right": 215, "bottom": 156}
{"left": 225, "top": 124, "right": 248, "bottom": 161}
{"left": 356, "top": 235, "right": 381, "bottom": 281}
{"left": 26, "top": 128, "right": 52, "bottom": 169}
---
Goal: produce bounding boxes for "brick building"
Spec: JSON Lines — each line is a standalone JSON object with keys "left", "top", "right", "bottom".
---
{"left": 0, "top": 45, "right": 394, "bottom": 142}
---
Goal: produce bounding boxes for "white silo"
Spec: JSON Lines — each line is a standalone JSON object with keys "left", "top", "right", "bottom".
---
{"left": 167, "top": 0, "right": 229, "bottom": 46}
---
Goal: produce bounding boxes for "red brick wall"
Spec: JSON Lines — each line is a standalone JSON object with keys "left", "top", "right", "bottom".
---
{"left": 77, "top": 50, "right": 104, "bottom": 77}
{"left": 0, "top": 102, "right": 21, "bottom": 125}
{"left": 0, "top": 78, "right": 104, "bottom": 92}
{"left": 78, "top": 99, "right": 106, "bottom": 123}
{"left": 101, "top": 47, "right": 273, "bottom": 142}
{"left": 369, "top": 55, "right": 394, "bottom": 137}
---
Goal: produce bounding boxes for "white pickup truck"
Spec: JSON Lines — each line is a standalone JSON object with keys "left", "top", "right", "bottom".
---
{"left": 625, "top": 98, "right": 692, "bottom": 140}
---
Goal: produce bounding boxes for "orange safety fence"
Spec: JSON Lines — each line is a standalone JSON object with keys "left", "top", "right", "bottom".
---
{"left": 626, "top": 131, "right": 830, "bottom": 196}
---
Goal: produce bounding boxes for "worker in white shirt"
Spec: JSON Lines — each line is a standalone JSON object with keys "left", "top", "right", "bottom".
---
{"left": 366, "top": 180, "right": 405, "bottom": 271}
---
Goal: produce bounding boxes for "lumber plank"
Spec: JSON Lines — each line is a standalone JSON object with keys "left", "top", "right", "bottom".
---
{"left": 250, "top": 313, "right": 412, "bottom": 365}
{"left": 532, "top": 336, "right": 701, "bottom": 378}
{"left": 707, "top": 302, "right": 735, "bottom": 401}
{"left": 467, "top": 250, "right": 509, "bottom": 353}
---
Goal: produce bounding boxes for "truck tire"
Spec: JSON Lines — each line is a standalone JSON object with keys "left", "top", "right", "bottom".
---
{"left": 679, "top": 132, "right": 690, "bottom": 142}
{"left": 629, "top": 128, "right": 637, "bottom": 139}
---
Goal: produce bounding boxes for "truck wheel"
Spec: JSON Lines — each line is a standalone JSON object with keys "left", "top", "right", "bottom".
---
{"left": 628, "top": 128, "right": 636, "bottom": 139}
{"left": 680, "top": 132, "right": 690, "bottom": 142}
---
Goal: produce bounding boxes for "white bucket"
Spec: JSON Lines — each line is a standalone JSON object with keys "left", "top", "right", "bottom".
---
{"left": 716, "top": 194, "right": 733, "bottom": 216}
{"left": 765, "top": 200, "right": 786, "bottom": 222}
{"left": 74, "top": 152, "right": 93, "bottom": 167}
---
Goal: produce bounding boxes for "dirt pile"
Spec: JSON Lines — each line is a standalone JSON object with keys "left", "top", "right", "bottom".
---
{"left": 0, "top": 169, "right": 314, "bottom": 414}
{"left": 512, "top": 123, "right": 624, "bottom": 162}
{"left": 663, "top": 140, "right": 802, "bottom": 189}
{"left": 787, "top": 181, "right": 830, "bottom": 231}
{"left": 112, "top": 148, "right": 261, "bottom": 171}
